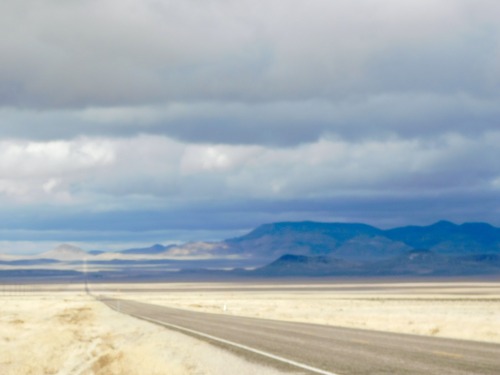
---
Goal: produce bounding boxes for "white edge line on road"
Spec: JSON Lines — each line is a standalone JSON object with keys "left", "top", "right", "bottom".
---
{"left": 124, "top": 310, "right": 340, "bottom": 375}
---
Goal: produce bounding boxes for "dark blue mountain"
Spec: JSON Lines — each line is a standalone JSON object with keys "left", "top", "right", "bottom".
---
{"left": 254, "top": 254, "right": 361, "bottom": 276}
{"left": 231, "top": 221, "right": 382, "bottom": 243}
{"left": 119, "top": 244, "right": 172, "bottom": 255}
{"left": 226, "top": 221, "right": 386, "bottom": 258}
{"left": 4, "top": 220, "right": 500, "bottom": 279}
{"left": 385, "top": 221, "right": 500, "bottom": 254}
{"left": 226, "top": 220, "right": 500, "bottom": 260}
{"left": 256, "top": 248, "right": 500, "bottom": 277}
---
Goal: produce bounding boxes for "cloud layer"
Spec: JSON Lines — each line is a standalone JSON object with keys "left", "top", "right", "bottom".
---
{"left": 1, "top": 0, "right": 499, "bottom": 250}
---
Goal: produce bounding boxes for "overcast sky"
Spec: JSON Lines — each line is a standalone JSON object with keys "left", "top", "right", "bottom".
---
{"left": 1, "top": 0, "right": 499, "bottom": 253}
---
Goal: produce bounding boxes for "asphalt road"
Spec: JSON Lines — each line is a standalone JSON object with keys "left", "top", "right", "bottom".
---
{"left": 100, "top": 298, "right": 500, "bottom": 375}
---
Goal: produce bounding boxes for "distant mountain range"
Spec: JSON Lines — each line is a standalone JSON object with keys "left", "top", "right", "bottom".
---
{"left": 229, "top": 220, "right": 500, "bottom": 277}
{"left": 118, "top": 244, "right": 174, "bottom": 255}
{"left": 254, "top": 250, "right": 500, "bottom": 277}
{"left": 1, "top": 220, "right": 500, "bottom": 279}
{"left": 226, "top": 220, "right": 500, "bottom": 259}
{"left": 39, "top": 244, "right": 89, "bottom": 261}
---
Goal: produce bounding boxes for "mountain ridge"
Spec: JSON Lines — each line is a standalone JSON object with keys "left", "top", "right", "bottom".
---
{"left": 2, "top": 220, "right": 500, "bottom": 279}
{"left": 225, "top": 220, "right": 500, "bottom": 261}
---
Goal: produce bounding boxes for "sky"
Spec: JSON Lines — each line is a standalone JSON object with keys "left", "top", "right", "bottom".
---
{"left": 1, "top": 0, "right": 499, "bottom": 253}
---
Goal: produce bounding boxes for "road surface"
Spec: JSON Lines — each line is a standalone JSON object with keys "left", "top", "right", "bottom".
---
{"left": 100, "top": 297, "right": 500, "bottom": 375}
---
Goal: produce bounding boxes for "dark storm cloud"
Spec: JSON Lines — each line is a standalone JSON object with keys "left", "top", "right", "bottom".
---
{"left": 0, "top": 0, "right": 499, "bottom": 151}
{"left": 3, "top": 94, "right": 500, "bottom": 146}
{"left": 0, "top": 188, "right": 498, "bottom": 247}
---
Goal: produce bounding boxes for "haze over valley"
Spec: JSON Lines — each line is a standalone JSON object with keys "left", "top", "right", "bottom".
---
{"left": 2, "top": 220, "right": 499, "bottom": 281}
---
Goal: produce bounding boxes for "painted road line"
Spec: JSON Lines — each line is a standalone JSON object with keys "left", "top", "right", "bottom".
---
{"left": 127, "top": 311, "right": 341, "bottom": 375}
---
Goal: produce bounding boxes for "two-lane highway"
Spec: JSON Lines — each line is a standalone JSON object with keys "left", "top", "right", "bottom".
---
{"left": 100, "top": 298, "right": 500, "bottom": 375}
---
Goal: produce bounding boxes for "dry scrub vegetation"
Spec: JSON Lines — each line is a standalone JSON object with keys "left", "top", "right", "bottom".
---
{"left": 0, "top": 291, "right": 291, "bottom": 375}
{"left": 3, "top": 281, "right": 498, "bottom": 374}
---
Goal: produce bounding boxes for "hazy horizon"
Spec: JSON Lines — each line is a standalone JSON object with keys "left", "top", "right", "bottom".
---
{"left": 2, "top": 218, "right": 499, "bottom": 256}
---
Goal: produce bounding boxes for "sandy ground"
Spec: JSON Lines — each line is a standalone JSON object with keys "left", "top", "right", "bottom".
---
{"left": 2, "top": 281, "right": 499, "bottom": 374}
{"left": 0, "top": 290, "right": 293, "bottom": 375}
{"left": 108, "top": 281, "right": 500, "bottom": 344}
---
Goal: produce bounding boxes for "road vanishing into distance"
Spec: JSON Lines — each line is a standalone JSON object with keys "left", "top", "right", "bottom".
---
{"left": 100, "top": 298, "right": 500, "bottom": 375}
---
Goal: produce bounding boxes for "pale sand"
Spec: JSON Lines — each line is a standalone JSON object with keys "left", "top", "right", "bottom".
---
{"left": 0, "top": 291, "right": 293, "bottom": 375}
{"left": 3, "top": 282, "right": 498, "bottom": 374}
{"left": 110, "top": 282, "right": 500, "bottom": 344}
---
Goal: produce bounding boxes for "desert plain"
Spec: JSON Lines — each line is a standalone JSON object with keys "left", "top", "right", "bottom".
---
{"left": 1, "top": 280, "right": 499, "bottom": 374}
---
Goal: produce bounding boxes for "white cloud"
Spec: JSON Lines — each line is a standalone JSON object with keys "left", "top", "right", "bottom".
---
{"left": 0, "top": 130, "right": 498, "bottom": 206}
{"left": 0, "top": 138, "right": 114, "bottom": 176}
{"left": 0, "top": 138, "right": 115, "bottom": 201}
{"left": 1, "top": 130, "right": 499, "bottom": 204}
{"left": 181, "top": 144, "right": 260, "bottom": 174}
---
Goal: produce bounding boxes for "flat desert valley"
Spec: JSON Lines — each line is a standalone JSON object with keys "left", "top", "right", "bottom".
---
{"left": 1, "top": 281, "right": 499, "bottom": 374}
